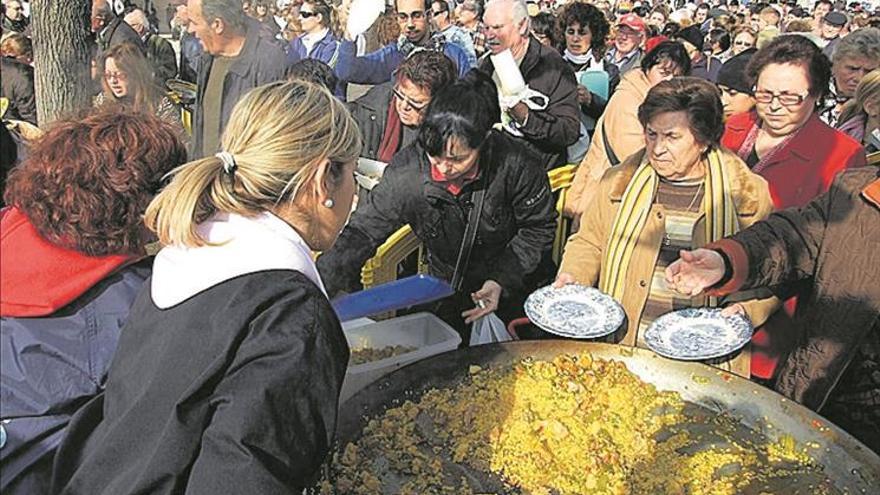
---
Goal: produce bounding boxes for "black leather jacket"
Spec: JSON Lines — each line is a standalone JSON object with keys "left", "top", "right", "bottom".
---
{"left": 318, "top": 131, "right": 557, "bottom": 301}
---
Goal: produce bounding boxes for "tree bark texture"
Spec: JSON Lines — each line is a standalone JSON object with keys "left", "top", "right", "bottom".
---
{"left": 31, "top": 0, "right": 93, "bottom": 125}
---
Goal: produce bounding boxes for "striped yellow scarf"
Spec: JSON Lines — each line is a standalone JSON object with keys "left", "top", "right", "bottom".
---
{"left": 599, "top": 149, "right": 738, "bottom": 306}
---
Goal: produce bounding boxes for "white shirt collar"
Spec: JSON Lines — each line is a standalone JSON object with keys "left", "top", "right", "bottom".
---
{"left": 151, "top": 211, "right": 327, "bottom": 309}
{"left": 302, "top": 28, "right": 329, "bottom": 54}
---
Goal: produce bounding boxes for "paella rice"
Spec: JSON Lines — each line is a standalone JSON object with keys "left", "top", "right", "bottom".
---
{"left": 319, "top": 353, "right": 839, "bottom": 494}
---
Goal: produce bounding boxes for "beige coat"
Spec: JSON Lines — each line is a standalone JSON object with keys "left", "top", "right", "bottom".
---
{"left": 564, "top": 69, "right": 653, "bottom": 220}
{"left": 558, "top": 148, "right": 780, "bottom": 377}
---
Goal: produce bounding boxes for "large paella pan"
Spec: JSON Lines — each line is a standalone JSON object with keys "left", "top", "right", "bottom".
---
{"left": 319, "top": 342, "right": 879, "bottom": 494}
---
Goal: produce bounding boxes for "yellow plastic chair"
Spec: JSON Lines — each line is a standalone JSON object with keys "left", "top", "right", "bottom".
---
{"left": 360, "top": 225, "right": 425, "bottom": 319}
{"left": 547, "top": 164, "right": 577, "bottom": 265}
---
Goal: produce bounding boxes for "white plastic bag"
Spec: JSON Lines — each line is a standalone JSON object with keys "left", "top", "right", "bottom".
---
{"left": 469, "top": 312, "right": 514, "bottom": 346}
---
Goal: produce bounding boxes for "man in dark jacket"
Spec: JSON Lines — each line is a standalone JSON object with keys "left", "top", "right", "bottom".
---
{"left": 124, "top": 8, "right": 178, "bottom": 84}
{"left": 0, "top": 56, "right": 36, "bottom": 125}
{"left": 91, "top": 0, "right": 144, "bottom": 60}
{"left": 187, "top": 0, "right": 286, "bottom": 158}
{"left": 1, "top": 0, "right": 29, "bottom": 35}
{"left": 478, "top": 0, "right": 580, "bottom": 170}
{"left": 668, "top": 166, "right": 880, "bottom": 453}
{"left": 348, "top": 50, "right": 456, "bottom": 162}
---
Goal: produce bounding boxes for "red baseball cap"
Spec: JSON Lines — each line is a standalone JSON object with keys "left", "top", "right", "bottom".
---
{"left": 617, "top": 13, "right": 647, "bottom": 34}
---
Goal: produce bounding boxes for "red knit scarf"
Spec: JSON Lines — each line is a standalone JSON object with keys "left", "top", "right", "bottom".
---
{"left": 377, "top": 100, "right": 403, "bottom": 163}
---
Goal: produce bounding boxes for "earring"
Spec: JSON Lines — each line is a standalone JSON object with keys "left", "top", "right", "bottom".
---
{"left": 323, "top": 198, "right": 335, "bottom": 209}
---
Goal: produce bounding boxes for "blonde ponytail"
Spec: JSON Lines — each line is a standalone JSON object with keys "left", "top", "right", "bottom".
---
{"left": 145, "top": 80, "right": 362, "bottom": 247}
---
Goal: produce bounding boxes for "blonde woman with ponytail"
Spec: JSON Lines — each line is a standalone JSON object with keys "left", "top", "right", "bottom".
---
{"left": 54, "top": 80, "right": 362, "bottom": 495}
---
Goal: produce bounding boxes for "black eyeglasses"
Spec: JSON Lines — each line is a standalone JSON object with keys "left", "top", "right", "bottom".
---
{"left": 397, "top": 11, "right": 428, "bottom": 21}
{"left": 299, "top": 10, "right": 318, "bottom": 18}
{"left": 753, "top": 89, "right": 810, "bottom": 107}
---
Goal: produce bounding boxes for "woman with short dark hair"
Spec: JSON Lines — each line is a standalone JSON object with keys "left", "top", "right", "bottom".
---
{"left": 721, "top": 34, "right": 867, "bottom": 381}
{"left": 566, "top": 41, "right": 691, "bottom": 222}
{"left": 0, "top": 108, "right": 187, "bottom": 495}
{"left": 557, "top": 77, "right": 776, "bottom": 376}
{"left": 318, "top": 71, "right": 558, "bottom": 341}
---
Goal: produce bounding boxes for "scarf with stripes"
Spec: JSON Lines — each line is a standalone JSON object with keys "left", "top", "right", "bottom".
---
{"left": 599, "top": 148, "right": 738, "bottom": 306}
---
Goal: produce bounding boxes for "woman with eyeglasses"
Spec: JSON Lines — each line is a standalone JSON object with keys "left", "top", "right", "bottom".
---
{"left": 557, "top": 2, "right": 620, "bottom": 163}
{"left": 347, "top": 50, "right": 457, "bottom": 163}
{"left": 318, "top": 71, "right": 558, "bottom": 342}
{"left": 720, "top": 35, "right": 867, "bottom": 383}
{"left": 731, "top": 26, "right": 757, "bottom": 56}
{"left": 94, "top": 43, "right": 185, "bottom": 139}
{"left": 285, "top": 0, "right": 342, "bottom": 95}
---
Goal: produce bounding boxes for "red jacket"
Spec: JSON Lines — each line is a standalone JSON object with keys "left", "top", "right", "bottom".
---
{"left": 722, "top": 111, "right": 867, "bottom": 209}
{"left": 721, "top": 111, "right": 867, "bottom": 379}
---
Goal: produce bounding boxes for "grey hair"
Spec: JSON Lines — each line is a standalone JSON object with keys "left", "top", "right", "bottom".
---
{"left": 124, "top": 8, "right": 150, "bottom": 31}
{"left": 487, "top": 0, "right": 529, "bottom": 27}
{"left": 201, "top": 0, "right": 248, "bottom": 34}
{"left": 460, "top": 0, "right": 483, "bottom": 17}
{"left": 833, "top": 28, "right": 880, "bottom": 66}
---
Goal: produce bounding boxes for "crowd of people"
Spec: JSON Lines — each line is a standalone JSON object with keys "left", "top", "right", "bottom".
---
{"left": 1, "top": 0, "right": 879, "bottom": 492}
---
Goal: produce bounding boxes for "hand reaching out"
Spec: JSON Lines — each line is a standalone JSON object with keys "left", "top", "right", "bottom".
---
{"left": 665, "top": 249, "right": 726, "bottom": 297}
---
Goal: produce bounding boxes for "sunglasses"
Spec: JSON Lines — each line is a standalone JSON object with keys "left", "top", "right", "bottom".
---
{"left": 733, "top": 40, "right": 753, "bottom": 46}
{"left": 392, "top": 86, "right": 430, "bottom": 111}
{"left": 299, "top": 10, "right": 318, "bottom": 18}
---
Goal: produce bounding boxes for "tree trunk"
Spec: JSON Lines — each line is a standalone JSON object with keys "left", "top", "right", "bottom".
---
{"left": 31, "top": 0, "right": 93, "bottom": 125}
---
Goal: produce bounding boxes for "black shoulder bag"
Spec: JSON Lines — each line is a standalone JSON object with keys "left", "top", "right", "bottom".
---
{"left": 601, "top": 122, "right": 621, "bottom": 167}
{"left": 449, "top": 186, "right": 487, "bottom": 292}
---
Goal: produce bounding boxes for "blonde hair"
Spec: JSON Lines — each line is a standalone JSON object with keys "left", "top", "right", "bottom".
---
{"left": 838, "top": 69, "right": 880, "bottom": 127}
{"left": 145, "top": 80, "right": 362, "bottom": 247}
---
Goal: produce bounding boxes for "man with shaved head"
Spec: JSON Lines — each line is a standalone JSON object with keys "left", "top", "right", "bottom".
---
{"left": 479, "top": 0, "right": 579, "bottom": 170}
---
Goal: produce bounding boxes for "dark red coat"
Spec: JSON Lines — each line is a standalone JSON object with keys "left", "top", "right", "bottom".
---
{"left": 721, "top": 111, "right": 868, "bottom": 379}
{"left": 722, "top": 111, "right": 867, "bottom": 209}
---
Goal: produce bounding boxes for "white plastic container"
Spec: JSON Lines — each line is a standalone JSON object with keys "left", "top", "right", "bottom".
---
{"left": 340, "top": 313, "right": 461, "bottom": 402}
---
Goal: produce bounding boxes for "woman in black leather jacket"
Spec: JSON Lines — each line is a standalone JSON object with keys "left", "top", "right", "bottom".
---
{"left": 318, "top": 70, "right": 558, "bottom": 340}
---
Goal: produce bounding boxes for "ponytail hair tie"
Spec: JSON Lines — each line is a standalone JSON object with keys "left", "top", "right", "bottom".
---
{"left": 216, "top": 151, "right": 237, "bottom": 175}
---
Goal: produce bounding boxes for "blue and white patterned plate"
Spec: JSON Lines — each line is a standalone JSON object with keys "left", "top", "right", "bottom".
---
{"left": 525, "top": 284, "right": 625, "bottom": 339}
{"left": 644, "top": 308, "right": 753, "bottom": 361}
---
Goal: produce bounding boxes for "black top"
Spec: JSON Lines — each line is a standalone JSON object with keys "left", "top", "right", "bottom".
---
{"left": 317, "top": 131, "right": 558, "bottom": 300}
{"left": 746, "top": 146, "right": 760, "bottom": 169}
{"left": 53, "top": 270, "right": 349, "bottom": 495}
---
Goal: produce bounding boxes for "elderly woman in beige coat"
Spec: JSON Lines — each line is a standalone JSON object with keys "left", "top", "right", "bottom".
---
{"left": 556, "top": 78, "right": 779, "bottom": 376}
{"left": 564, "top": 42, "right": 692, "bottom": 225}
